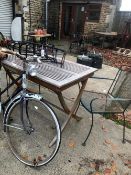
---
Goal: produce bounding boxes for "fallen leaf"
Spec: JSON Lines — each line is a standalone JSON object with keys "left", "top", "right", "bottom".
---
{"left": 126, "top": 111, "right": 131, "bottom": 116}
{"left": 110, "top": 143, "right": 118, "bottom": 151}
{"left": 105, "top": 139, "right": 111, "bottom": 145}
{"left": 128, "top": 160, "right": 131, "bottom": 164}
{"left": 37, "top": 156, "right": 43, "bottom": 161}
{"left": 124, "top": 159, "right": 131, "bottom": 169}
{"left": 89, "top": 162, "right": 96, "bottom": 168}
{"left": 101, "top": 125, "right": 109, "bottom": 132}
{"left": 104, "top": 168, "right": 112, "bottom": 175}
{"left": 68, "top": 140, "right": 76, "bottom": 148}
{"left": 111, "top": 161, "right": 117, "bottom": 172}
{"left": 22, "top": 154, "right": 29, "bottom": 161}
{"left": 94, "top": 172, "right": 100, "bottom": 175}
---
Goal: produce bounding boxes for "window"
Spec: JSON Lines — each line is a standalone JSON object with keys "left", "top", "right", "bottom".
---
{"left": 87, "top": 4, "right": 102, "bottom": 22}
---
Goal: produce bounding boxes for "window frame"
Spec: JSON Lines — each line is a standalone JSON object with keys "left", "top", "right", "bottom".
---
{"left": 87, "top": 3, "right": 102, "bottom": 23}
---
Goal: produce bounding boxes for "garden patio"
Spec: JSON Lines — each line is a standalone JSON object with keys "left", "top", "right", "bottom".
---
{"left": 0, "top": 41, "right": 131, "bottom": 174}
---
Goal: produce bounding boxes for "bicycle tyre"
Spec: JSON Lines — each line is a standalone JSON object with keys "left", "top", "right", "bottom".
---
{"left": 4, "top": 96, "right": 61, "bottom": 167}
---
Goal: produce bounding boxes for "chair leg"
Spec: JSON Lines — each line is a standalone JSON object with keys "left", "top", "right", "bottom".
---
{"left": 69, "top": 44, "right": 72, "bottom": 53}
{"left": 26, "top": 44, "right": 28, "bottom": 58}
{"left": 122, "top": 113, "right": 126, "bottom": 143}
{"left": 82, "top": 113, "right": 94, "bottom": 146}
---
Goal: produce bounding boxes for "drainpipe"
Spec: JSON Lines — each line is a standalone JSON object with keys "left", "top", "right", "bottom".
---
{"left": 58, "top": 0, "right": 62, "bottom": 40}
{"left": 29, "top": 0, "right": 31, "bottom": 31}
{"left": 45, "top": 0, "right": 50, "bottom": 29}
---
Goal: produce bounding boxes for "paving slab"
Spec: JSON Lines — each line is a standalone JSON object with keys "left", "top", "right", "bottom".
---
{"left": 0, "top": 53, "right": 131, "bottom": 175}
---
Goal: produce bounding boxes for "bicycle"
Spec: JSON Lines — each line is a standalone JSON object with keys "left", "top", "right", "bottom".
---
{"left": 0, "top": 48, "right": 61, "bottom": 167}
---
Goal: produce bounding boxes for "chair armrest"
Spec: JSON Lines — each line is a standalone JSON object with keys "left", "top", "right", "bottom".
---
{"left": 90, "top": 68, "right": 121, "bottom": 81}
{"left": 107, "top": 97, "right": 131, "bottom": 110}
{"left": 90, "top": 97, "right": 131, "bottom": 113}
{"left": 91, "top": 97, "right": 131, "bottom": 104}
{"left": 91, "top": 76, "right": 114, "bottom": 80}
{"left": 107, "top": 97, "right": 131, "bottom": 101}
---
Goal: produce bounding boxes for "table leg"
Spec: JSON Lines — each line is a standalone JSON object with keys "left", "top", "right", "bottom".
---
{"left": 57, "top": 91, "right": 82, "bottom": 121}
{"left": 3, "top": 67, "right": 20, "bottom": 87}
{"left": 49, "top": 79, "right": 87, "bottom": 147}
{"left": 57, "top": 91, "right": 70, "bottom": 113}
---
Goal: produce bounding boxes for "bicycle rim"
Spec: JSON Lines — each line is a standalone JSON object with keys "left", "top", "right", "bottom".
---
{"left": 5, "top": 97, "right": 61, "bottom": 167}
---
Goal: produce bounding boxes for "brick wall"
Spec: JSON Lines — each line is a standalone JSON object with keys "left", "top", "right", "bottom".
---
{"left": 84, "top": 3, "right": 112, "bottom": 33}
{"left": 30, "top": 0, "right": 43, "bottom": 30}
{"left": 47, "top": 0, "right": 116, "bottom": 38}
{"left": 21, "top": 0, "right": 119, "bottom": 36}
{"left": 23, "top": 0, "right": 43, "bottom": 31}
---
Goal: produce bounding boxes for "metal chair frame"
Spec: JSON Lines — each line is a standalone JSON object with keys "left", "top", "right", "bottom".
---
{"left": 80, "top": 68, "right": 131, "bottom": 146}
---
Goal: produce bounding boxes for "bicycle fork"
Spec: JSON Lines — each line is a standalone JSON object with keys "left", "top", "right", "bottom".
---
{"left": 20, "top": 70, "right": 34, "bottom": 134}
{"left": 20, "top": 97, "right": 34, "bottom": 134}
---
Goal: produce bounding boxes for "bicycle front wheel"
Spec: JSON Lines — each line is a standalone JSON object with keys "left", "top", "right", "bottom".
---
{"left": 5, "top": 96, "right": 61, "bottom": 167}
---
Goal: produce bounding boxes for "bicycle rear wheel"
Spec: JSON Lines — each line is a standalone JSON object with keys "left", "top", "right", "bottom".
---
{"left": 4, "top": 96, "right": 61, "bottom": 167}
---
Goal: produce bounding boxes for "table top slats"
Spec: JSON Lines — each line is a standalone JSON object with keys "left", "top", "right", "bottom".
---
{"left": 37, "top": 64, "right": 73, "bottom": 81}
{"left": 2, "top": 55, "right": 97, "bottom": 88}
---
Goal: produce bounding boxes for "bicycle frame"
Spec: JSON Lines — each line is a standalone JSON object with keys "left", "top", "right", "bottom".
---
{"left": 0, "top": 73, "right": 23, "bottom": 113}
{"left": 0, "top": 50, "right": 42, "bottom": 132}
{"left": 0, "top": 49, "right": 34, "bottom": 111}
{"left": 0, "top": 49, "right": 61, "bottom": 167}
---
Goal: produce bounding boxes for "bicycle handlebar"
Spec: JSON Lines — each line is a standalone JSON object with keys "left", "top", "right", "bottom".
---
{"left": 1, "top": 48, "right": 42, "bottom": 64}
{"left": 1, "top": 48, "right": 26, "bottom": 61}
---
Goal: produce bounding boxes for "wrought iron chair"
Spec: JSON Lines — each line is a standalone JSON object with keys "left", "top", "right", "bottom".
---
{"left": 30, "top": 43, "right": 66, "bottom": 65}
{"left": 0, "top": 32, "right": 12, "bottom": 48}
{"left": 69, "top": 33, "right": 85, "bottom": 53}
{"left": 0, "top": 31, "right": 34, "bottom": 56}
{"left": 80, "top": 68, "right": 131, "bottom": 146}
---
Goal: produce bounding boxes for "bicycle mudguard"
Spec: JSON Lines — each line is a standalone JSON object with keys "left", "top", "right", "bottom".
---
{"left": 3, "top": 93, "right": 43, "bottom": 131}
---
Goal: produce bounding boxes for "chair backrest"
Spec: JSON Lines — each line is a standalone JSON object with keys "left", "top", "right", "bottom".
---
{"left": 108, "top": 68, "right": 131, "bottom": 109}
{"left": 0, "top": 32, "right": 5, "bottom": 41}
{"left": 0, "top": 32, "right": 5, "bottom": 46}
{"left": 0, "top": 32, "right": 10, "bottom": 48}
{"left": 54, "top": 47, "right": 66, "bottom": 66}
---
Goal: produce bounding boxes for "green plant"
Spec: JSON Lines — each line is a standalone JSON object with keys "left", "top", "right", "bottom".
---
{"left": 103, "top": 113, "right": 131, "bottom": 129}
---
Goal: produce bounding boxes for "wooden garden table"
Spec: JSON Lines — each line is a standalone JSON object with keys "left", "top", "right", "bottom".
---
{"left": 95, "top": 32, "right": 118, "bottom": 48}
{"left": 95, "top": 32, "right": 117, "bottom": 36}
{"left": 2, "top": 55, "right": 97, "bottom": 146}
{"left": 28, "top": 33, "right": 51, "bottom": 44}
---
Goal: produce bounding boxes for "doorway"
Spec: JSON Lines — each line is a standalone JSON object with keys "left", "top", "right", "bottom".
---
{"left": 61, "top": 3, "right": 86, "bottom": 38}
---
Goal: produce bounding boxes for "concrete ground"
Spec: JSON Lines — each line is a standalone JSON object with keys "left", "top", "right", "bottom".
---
{"left": 0, "top": 48, "right": 131, "bottom": 175}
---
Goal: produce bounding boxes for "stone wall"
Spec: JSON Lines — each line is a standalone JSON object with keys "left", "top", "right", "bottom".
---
{"left": 22, "top": 0, "right": 43, "bottom": 31}
{"left": 48, "top": 0, "right": 60, "bottom": 38}
{"left": 27, "top": 0, "right": 43, "bottom": 30}
{"left": 83, "top": 0, "right": 122, "bottom": 33}
{"left": 47, "top": 0, "right": 118, "bottom": 38}
{"left": 16, "top": 0, "right": 121, "bottom": 37}
{"left": 84, "top": 2, "right": 113, "bottom": 33}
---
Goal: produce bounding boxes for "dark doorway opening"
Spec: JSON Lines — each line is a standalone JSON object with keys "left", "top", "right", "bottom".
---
{"left": 64, "top": 6, "right": 72, "bottom": 35}
{"left": 61, "top": 3, "right": 86, "bottom": 38}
